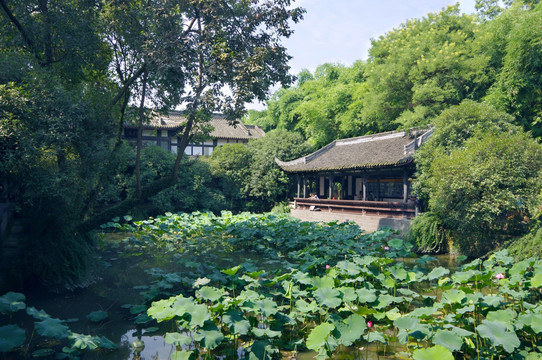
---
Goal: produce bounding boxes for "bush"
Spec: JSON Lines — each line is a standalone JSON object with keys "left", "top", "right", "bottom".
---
{"left": 408, "top": 212, "right": 450, "bottom": 253}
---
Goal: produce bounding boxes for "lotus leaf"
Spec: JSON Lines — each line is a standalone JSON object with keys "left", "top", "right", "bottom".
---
{"left": 26, "top": 307, "right": 49, "bottom": 320}
{"left": 452, "top": 270, "right": 480, "bottom": 284}
{"left": 483, "top": 295, "right": 505, "bottom": 307}
{"left": 374, "top": 294, "right": 401, "bottom": 309}
{"left": 147, "top": 298, "right": 177, "bottom": 322}
{"left": 97, "top": 336, "right": 118, "bottom": 349}
{"left": 363, "top": 330, "right": 386, "bottom": 343}
{"left": 394, "top": 316, "right": 419, "bottom": 330}
{"left": 68, "top": 332, "right": 100, "bottom": 350}
{"left": 165, "top": 332, "right": 193, "bottom": 347}
{"left": 517, "top": 313, "right": 542, "bottom": 333}
{"left": 35, "top": 317, "right": 69, "bottom": 339}
{"left": 306, "top": 322, "right": 335, "bottom": 351}
{"left": 86, "top": 310, "right": 108, "bottom": 322}
{"left": 388, "top": 238, "right": 404, "bottom": 249}
{"left": 238, "top": 289, "right": 261, "bottom": 302}
{"left": 197, "top": 286, "right": 222, "bottom": 302}
{"left": 293, "top": 271, "right": 312, "bottom": 285}
{"left": 426, "top": 267, "right": 450, "bottom": 281}
{"left": 526, "top": 353, "right": 542, "bottom": 360}
{"left": 442, "top": 325, "right": 474, "bottom": 337}
{"left": 336, "top": 261, "right": 361, "bottom": 276}
{"left": 432, "top": 329, "right": 463, "bottom": 352}
{"left": 223, "top": 310, "right": 251, "bottom": 335}
{"left": 441, "top": 289, "right": 466, "bottom": 304}
{"left": 222, "top": 265, "right": 242, "bottom": 276}
{"left": 333, "top": 314, "right": 366, "bottom": 346}
{"left": 295, "top": 299, "right": 318, "bottom": 314}
{"left": 0, "top": 324, "right": 25, "bottom": 352}
{"left": 185, "top": 303, "right": 211, "bottom": 328}
{"left": 338, "top": 287, "right": 357, "bottom": 303}
{"left": 31, "top": 348, "right": 55, "bottom": 357}
{"left": 314, "top": 287, "right": 342, "bottom": 308}
{"left": 356, "top": 288, "right": 377, "bottom": 303}
{"left": 385, "top": 308, "right": 402, "bottom": 321}
{"left": 172, "top": 350, "right": 195, "bottom": 360}
{"left": 311, "top": 276, "right": 335, "bottom": 289}
{"left": 530, "top": 273, "right": 542, "bottom": 288}
{"left": 456, "top": 304, "right": 475, "bottom": 314}
{"left": 486, "top": 309, "right": 516, "bottom": 329}
{"left": 255, "top": 299, "right": 278, "bottom": 317}
{"left": 252, "top": 328, "right": 281, "bottom": 338}
{"left": 0, "top": 292, "right": 25, "bottom": 314}
{"left": 409, "top": 305, "right": 442, "bottom": 318}
{"left": 134, "top": 313, "right": 153, "bottom": 324}
{"left": 193, "top": 321, "right": 224, "bottom": 350}
{"left": 193, "top": 277, "right": 211, "bottom": 288}
{"left": 477, "top": 320, "right": 520, "bottom": 353}
{"left": 248, "top": 340, "right": 273, "bottom": 360}
{"left": 412, "top": 345, "right": 454, "bottom": 360}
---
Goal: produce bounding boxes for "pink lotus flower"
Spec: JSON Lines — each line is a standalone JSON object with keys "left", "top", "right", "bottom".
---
{"left": 495, "top": 273, "right": 505, "bottom": 279}
{"left": 367, "top": 321, "right": 373, "bottom": 328}
{"left": 384, "top": 246, "right": 390, "bottom": 251}
{"left": 325, "top": 265, "right": 330, "bottom": 269}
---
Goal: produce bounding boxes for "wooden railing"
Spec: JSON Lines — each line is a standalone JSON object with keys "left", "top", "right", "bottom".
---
{"left": 293, "top": 197, "right": 416, "bottom": 219}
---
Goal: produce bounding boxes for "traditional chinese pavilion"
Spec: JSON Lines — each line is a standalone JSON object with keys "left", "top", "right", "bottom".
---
{"left": 275, "top": 128, "right": 433, "bottom": 232}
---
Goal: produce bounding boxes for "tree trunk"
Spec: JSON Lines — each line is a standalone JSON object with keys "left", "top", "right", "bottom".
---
{"left": 135, "top": 70, "right": 148, "bottom": 199}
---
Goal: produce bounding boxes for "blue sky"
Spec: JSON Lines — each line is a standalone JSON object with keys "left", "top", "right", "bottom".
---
{"left": 248, "top": 0, "right": 477, "bottom": 109}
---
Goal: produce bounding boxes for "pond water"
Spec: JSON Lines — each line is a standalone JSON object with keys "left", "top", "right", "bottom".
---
{"left": 15, "top": 231, "right": 459, "bottom": 360}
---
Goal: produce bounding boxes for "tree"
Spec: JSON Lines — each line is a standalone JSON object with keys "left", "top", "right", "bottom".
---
{"left": 414, "top": 101, "right": 542, "bottom": 256}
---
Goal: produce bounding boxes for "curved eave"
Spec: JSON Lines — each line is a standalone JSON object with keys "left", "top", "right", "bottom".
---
{"left": 276, "top": 157, "right": 414, "bottom": 173}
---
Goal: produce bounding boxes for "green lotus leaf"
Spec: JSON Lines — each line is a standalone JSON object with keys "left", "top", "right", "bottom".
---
{"left": 491, "top": 250, "right": 514, "bottom": 265}
{"left": 221, "top": 265, "right": 242, "bottom": 276}
{"left": 509, "top": 259, "right": 531, "bottom": 277}
{"left": 193, "top": 277, "right": 211, "bottom": 288}
{"left": 409, "top": 304, "right": 443, "bottom": 318}
{"left": 412, "top": 345, "right": 454, "bottom": 360}
{"left": 483, "top": 295, "right": 505, "bottom": 308}
{"left": 374, "top": 294, "right": 400, "bottom": 309}
{"left": 388, "top": 238, "right": 404, "bottom": 249}
{"left": 426, "top": 267, "right": 450, "bottom": 281}
{"left": 389, "top": 265, "right": 408, "bottom": 281}
{"left": 517, "top": 313, "right": 542, "bottom": 333}
{"left": 31, "top": 348, "right": 55, "bottom": 357}
{"left": 97, "top": 336, "right": 118, "bottom": 350}
{"left": 295, "top": 299, "right": 318, "bottom": 314}
{"left": 442, "top": 325, "right": 474, "bottom": 337}
{"left": 432, "top": 329, "right": 463, "bottom": 352}
{"left": 314, "top": 287, "right": 342, "bottom": 308}
{"left": 238, "top": 289, "right": 261, "bottom": 302}
{"left": 185, "top": 303, "right": 211, "bottom": 328}
{"left": 441, "top": 289, "right": 466, "bottom": 304}
{"left": 457, "top": 304, "right": 475, "bottom": 314}
{"left": 147, "top": 298, "right": 176, "bottom": 322}
{"left": 129, "top": 305, "right": 147, "bottom": 315}
{"left": 0, "top": 292, "right": 26, "bottom": 314}
{"left": 223, "top": 310, "right": 251, "bottom": 335}
{"left": 197, "top": 286, "right": 223, "bottom": 302}
{"left": 385, "top": 307, "right": 402, "bottom": 321}
{"left": 134, "top": 313, "right": 153, "bottom": 324}
{"left": 530, "top": 273, "right": 542, "bottom": 288}
{"left": 255, "top": 299, "right": 278, "bottom": 317}
{"left": 86, "top": 310, "right": 108, "bottom": 322}
{"left": 335, "top": 261, "right": 361, "bottom": 276}
{"left": 306, "top": 322, "right": 335, "bottom": 351}
{"left": 363, "top": 330, "right": 386, "bottom": 343}
{"left": 486, "top": 309, "right": 517, "bottom": 329}
{"left": 193, "top": 321, "right": 224, "bottom": 350}
{"left": 356, "top": 288, "right": 377, "bottom": 303}
{"left": 165, "top": 332, "right": 193, "bottom": 347}
{"left": 252, "top": 328, "right": 282, "bottom": 338}
{"left": 477, "top": 320, "right": 520, "bottom": 353}
{"left": 293, "top": 271, "right": 312, "bottom": 285}
{"left": 172, "top": 350, "right": 195, "bottom": 360}
{"left": 525, "top": 353, "right": 542, "bottom": 360}
{"left": 311, "top": 276, "right": 335, "bottom": 289}
{"left": 35, "top": 317, "right": 69, "bottom": 339}
{"left": 68, "top": 332, "right": 100, "bottom": 350}
{"left": 248, "top": 340, "right": 273, "bottom": 360}
{"left": 398, "top": 288, "right": 418, "bottom": 297}
{"left": 452, "top": 270, "right": 480, "bottom": 284}
{"left": 26, "top": 307, "right": 49, "bottom": 320}
{"left": 0, "top": 324, "right": 26, "bottom": 352}
{"left": 333, "top": 314, "right": 366, "bottom": 346}
{"left": 394, "top": 316, "right": 419, "bottom": 330}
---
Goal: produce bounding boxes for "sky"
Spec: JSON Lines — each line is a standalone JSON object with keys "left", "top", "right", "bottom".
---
{"left": 248, "top": 0, "right": 477, "bottom": 109}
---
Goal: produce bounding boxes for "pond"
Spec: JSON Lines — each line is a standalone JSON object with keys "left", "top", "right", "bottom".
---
{"left": 3, "top": 212, "right": 541, "bottom": 360}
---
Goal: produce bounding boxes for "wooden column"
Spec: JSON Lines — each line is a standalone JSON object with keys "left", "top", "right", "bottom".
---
{"left": 296, "top": 174, "right": 300, "bottom": 198}
{"left": 362, "top": 173, "right": 367, "bottom": 201}
{"left": 403, "top": 169, "right": 409, "bottom": 203}
{"left": 328, "top": 174, "right": 334, "bottom": 199}
{"left": 303, "top": 175, "right": 307, "bottom": 198}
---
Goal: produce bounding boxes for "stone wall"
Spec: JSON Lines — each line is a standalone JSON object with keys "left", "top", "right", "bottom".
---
{"left": 291, "top": 208, "right": 411, "bottom": 235}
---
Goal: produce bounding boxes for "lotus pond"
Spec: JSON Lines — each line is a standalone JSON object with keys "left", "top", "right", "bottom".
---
{"left": 2, "top": 211, "right": 542, "bottom": 360}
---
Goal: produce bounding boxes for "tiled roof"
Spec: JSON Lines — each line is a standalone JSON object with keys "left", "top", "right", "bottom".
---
{"left": 124, "top": 111, "right": 265, "bottom": 140}
{"left": 276, "top": 129, "right": 433, "bottom": 173}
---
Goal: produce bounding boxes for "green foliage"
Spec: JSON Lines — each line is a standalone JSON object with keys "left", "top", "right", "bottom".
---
{"left": 419, "top": 130, "right": 541, "bottom": 256}
{"left": 0, "top": 292, "right": 116, "bottom": 356}
{"left": 409, "top": 212, "right": 450, "bottom": 253}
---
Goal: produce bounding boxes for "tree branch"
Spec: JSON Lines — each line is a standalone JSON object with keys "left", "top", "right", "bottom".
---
{"left": 109, "top": 63, "right": 147, "bottom": 107}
